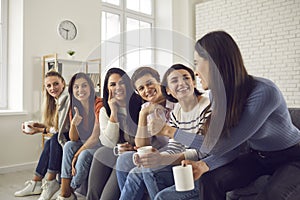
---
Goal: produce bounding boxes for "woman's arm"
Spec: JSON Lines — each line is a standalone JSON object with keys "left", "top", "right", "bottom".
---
{"left": 177, "top": 80, "right": 283, "bottom": 170}
{"left": 80, "top": 121, "right": 100, "bottom": 149}
{"left": 69, "top": 107, "right": 81, "bottom": 141}
{"left": 99, "top": 107, "right": 120, "bottom": 148}
{"left": 137, "top": 150, "right": 185, "bottom": 168}
{"left": 135, "top": 109, "right": 151, "bottom": 147}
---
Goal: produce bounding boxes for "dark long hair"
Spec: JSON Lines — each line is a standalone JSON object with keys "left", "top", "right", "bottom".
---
{"left": 102, "top": 68, "right": 142, "bottom": 138}
{"left": 196, "top": 31, "right": 254, "bottom": 140}
{"left": 161, "top": 63, "right": 202, "bottom": 103}
{"left": 68, "top": 72, "right": 96, "bottom": 136}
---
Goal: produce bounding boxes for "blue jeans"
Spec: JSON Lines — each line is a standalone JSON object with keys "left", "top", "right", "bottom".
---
{"left": 61, "top": 141, "right": 96, "bottom": 189}
{"left": 116, "top": 151, "right": 136, "bottom": 190}
{"left": 154, "top": 181, "right": 200, "bottom": 200}
{"left": 120, "top": 165, "right": 175, "bottom": 200}
{"left": 35, "top": 133, "right": 68, "bottom": 177}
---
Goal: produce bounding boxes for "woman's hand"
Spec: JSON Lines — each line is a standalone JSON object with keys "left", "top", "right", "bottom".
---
{"left": 22, "top": 122, "right": 45, "bottom": 135}
{"left": 141, "top": 103, "right": 164, "bottom": 116}
{"left": 108, "top": 89, "right": 119, "bottom": 114}
{"left": 118, "top": 142, "right": 134, "bottom": 154}
{"left": 71, "top": 155, "right": 78, "bottom": 176}
{"left": 71, "top": 107, "right": 82, "bottom": 127}
{"left": 133, "top": 148, "right": 162, "bottom": 168}
{"left": 181, "top": 160, "right": 209, "bottom": 180}
{"left": 148, "top": 117, "right": 166, "bottom": 136}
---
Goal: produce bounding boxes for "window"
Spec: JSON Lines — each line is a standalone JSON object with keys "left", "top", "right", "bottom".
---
{"left": 0, "top": 0, "right": 8, "bottom": 109}
{"left": 101, "top": 0, "right": 154, "bottom": 73}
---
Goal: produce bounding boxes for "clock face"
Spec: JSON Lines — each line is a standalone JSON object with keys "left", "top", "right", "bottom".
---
{"left": 58, "top": 20, "right": 77, "bottom": 40}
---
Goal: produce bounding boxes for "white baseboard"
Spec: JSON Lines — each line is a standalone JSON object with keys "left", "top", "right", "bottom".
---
{"left": 0, "top": 162, "right": 37, "bottom": 174}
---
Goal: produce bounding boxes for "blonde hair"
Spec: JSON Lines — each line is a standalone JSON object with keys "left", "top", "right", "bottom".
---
{"left": 41, "top": 70, "right": 65, "bottom": 130}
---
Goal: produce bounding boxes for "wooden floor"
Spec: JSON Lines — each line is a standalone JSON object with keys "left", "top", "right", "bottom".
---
{"left": 0, "top": 169, "right": 85, "bottom": 200}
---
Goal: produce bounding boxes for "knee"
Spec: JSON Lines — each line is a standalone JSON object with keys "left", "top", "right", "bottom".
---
{"left": 116, "top": 151, "right": 135, "bottom": 172}
{"left": 93, "top": 146, "right": 116, "bottom": 168}
{"left": 63, "top": 141, "right": 76, "bottom": 150}
{"left": 78, "top": 150, "right": 93, "bottom": 165}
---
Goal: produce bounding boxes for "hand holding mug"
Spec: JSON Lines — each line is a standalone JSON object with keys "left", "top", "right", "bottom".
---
{"left": 133, "top": 146, "right": 160, "bottom": 168}
{"left": 181, "top": 160, "right": 209, "bottom": 181}
{"left": 113, "top": 142, "right": 134, "bottom": 156}
{"left": 22, "top": 121, "right": 42, "bottom": 135}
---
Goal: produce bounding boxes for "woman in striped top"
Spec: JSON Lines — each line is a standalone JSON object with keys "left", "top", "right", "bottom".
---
{"left": 119, "top": 64, "right": 211, "bottom": 200}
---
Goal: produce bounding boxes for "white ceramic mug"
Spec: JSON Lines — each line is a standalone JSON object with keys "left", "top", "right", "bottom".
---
{"left": 172, "top": 164, "right": 195, "bottom": 191}
{"left": 24, "top": 121, "right": 34, "bottom": 133}
{"left": 113, "top": 143, "right": 122, "bottom": 156}
{"left": 132, "top": 146, "right": 153, "bottom": 165}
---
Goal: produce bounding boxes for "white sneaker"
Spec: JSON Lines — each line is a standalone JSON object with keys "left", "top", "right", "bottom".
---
{"left": 51, "top": 189, "right": 60, "bottom": 199}
{"left": 38, "top": 179, "right": 60, "bottom": 200}
{"left": 14, "top": 180, "right": 42, "bottom": 197}
{"left": 56, "top": 192, "right": 77, "bottom": 200}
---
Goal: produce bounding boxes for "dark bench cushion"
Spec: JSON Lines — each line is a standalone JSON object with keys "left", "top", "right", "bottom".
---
{"left": 227, "top": 108, "right": 300, "bottom": 200}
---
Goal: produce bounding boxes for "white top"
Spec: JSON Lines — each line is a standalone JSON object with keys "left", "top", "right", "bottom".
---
{"left": 99, "top": 106, "right": 127, "bottom": 148}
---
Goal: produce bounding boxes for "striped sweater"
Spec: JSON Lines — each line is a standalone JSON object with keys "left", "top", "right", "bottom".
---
{"left": 161, "top": 95, "right": 211, "bottom": 161}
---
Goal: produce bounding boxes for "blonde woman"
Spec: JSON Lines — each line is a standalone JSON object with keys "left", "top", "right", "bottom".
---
{"left": 15, "top": 70, "right": 70, "bottom": 200}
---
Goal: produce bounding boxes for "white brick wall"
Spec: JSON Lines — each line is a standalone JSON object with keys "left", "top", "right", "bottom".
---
{"left": 196, "top": 0, "right": 300, "bottom": 107}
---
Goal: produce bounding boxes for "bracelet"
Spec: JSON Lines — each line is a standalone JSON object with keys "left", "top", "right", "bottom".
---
{"left": 43, "top": 127, "right": 47, "bottom": 134}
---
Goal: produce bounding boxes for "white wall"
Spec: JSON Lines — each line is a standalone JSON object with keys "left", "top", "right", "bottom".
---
{"left": 0, "top": 0, "right": 101, "bottom": 172}
{"left": 0, "top": 0, "right": 196, "bottom": 173}
{"left": 196, "top": 0, "right": 300, "bottom": 107}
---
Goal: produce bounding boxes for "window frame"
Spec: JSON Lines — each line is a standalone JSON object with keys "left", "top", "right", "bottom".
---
{"left": 0, "top": 0, "right": 8, "bottom": 109}
{"left": 101, "top": 0, "right": 154, "bottom": 71}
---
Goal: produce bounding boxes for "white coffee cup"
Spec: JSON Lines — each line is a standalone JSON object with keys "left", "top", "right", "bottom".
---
{"left": 132, "top": 145, "right": 153, "bottom": 165}
{"left": 24, "top": 121, "right": 34, "bottom": 133}
{"left": 172, "top": 164, "right": 195, "bottom": 191}
{"left": 113, "top": 144, "right": 122, "bottom": 156}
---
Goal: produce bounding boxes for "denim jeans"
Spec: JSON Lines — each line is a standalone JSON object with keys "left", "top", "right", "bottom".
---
{"left": 120, "top": 165, "right": 175, "bottom": 200}
{"left": 35, "top": 133, "right": 68, "bottom": 177}
{"left": 61, "top": 141, "right": 96, "bottom": 189}
{"left": 116, "top": 151, "right": 136, "bottom": 190}
{"left": 154, "top": 181, "right": 200, "bottom": 200}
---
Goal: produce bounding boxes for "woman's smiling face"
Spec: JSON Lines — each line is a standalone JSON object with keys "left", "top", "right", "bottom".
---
{"left": 72, "top": 77, "right": 91, "bottom": 102}
{"left": 107, "top": 73, "right": 127, "bottom": 101}
{"left": 166, "top": 69, "right": 195, "bottom": 101}
{"left": 44, "top": 76, "right": 65, "bottom": 98}
{"left": 134, "top": 74, "right": 162, "bottom": 103}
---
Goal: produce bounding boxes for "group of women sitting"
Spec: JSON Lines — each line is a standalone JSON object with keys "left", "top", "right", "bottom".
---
{"left": 15, "top": 30, "right": 300, "bottom": 200}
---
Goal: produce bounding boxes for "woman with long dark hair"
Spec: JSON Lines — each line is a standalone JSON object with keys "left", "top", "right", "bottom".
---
{"left": 56, "top": 72, "right": 103, "bottom": 200}
{"left": 152, "top": 31, "right": 300, "bottom": 200}
{"left": 86, "top": 68, "right": 142, "bottom": 200}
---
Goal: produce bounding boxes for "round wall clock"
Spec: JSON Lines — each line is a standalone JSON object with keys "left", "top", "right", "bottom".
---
{"left": 57, "top": 20, "right": 77, "bottom": 40}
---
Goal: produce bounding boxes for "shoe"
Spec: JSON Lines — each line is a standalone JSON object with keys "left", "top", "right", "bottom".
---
{"left": 14, "top": 180, "right": 42, "bottom": 197}
{"left": 51, "top": 189, "right": 60, "bottom": 199}
{"left": 56, "top": 192, "right": 77, "bottom": 200}
{"left": 38, "top": 179, "right": 60, "bottom": 200}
